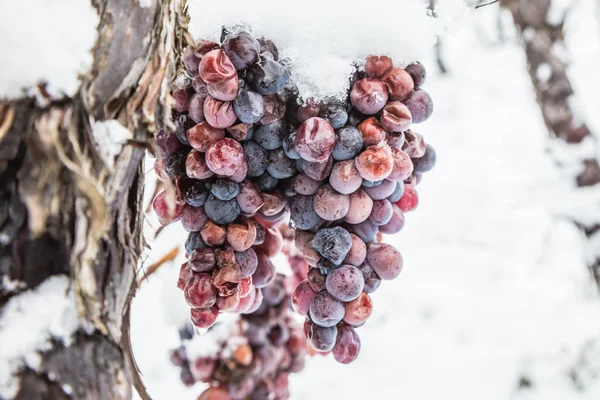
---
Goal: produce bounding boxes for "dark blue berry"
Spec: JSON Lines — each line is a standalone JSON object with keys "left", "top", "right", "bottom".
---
{"left": 204, "top": 195, "right": 240, "bottom": 224}
{"left": 185, "top": 231, "right": 206, "bottom": 255}
{"left": 282, "top": 131, "right": 301, "bottom": 160}
{"left": 209, "top": 179, "right": 239, "bottom": 201}
{"left": 184, "top": 181, "right": 208, "bottom": 207}
{"left": 233, "top": 89, "right": 265, "bottom": 124}
{"left": 332, "top": 127, "right": 363, "bottom": 161}
{"left": 242, "top": 141, "right": 268, "bottom": 177}
{"left": 246, "top": 56, "right": 291, "bottom": 95}
{"left": 312, "top": 226, "right": 352, "bottom": 265}
{"left": 255, "top": 173, "right": 278, "bottom": 191}
{"left": 290, "top": 195, "right": 322, "bottom": 230}
{"left": 266, "top": 148, "right": 296, "bottom": 179}
{"left": 254, "top": 120, "right": 288, "bottom": 150}
{"left": 387, "top": 181, "right": 405, "bottom": 202}
{"left": 319, "top": 104, "right": 348, "bottom": 129}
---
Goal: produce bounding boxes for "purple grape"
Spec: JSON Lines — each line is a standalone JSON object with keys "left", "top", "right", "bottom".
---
{"left": 259, "top": 94, "right": 286, "bottom": 125}
{"left": 300, "top": 156, "right": 333, "bottom": 181}
{"left": 357, "top": 262, "right": 381, "bottom": 293}
{"left": 405, "top": 89, "right": 434, "bottom": 123}
{"left": 405, "top": 61, "right": 427, "bottom": 87}
{"left": 369, "top": 199, "right": 394, "bottom": 226}
{"left": 189, "top": 92, "right": 207, "bottom": 123}
{"left": 307, "top": 323, "right": 337, "bottom": 352}
{"left": 254, "top": 120, "right": 288, "bottom": 150}
{"left": 236, "top": 181, "right": 264, "bottom": 214}
{"left": 290, "top": 196, "right": 322, "bottom": 230}
{"left": 312, "top": 226, "right": 352, "bottom": 265}
{"left": 332, "top": 325, "right": 361, "bottom": 364}
{"left": 233, "top": 89, "right": 265, "bottom": 124}
{"left": 291, "top": 174, "right": 321, "bottom": 195}
{"left": 329, "top": 160, "right": 363, "bottom": 195}
{"left": 242, "top": 141, "right": 268, "bottom": 177}
{"left": 291, "top": 280, "right": 317, "bottom": 316}
{"left": 189, "top": 248, "right": 216, "bottom": 272}
{"left": 235, "top": 248, "right": 259, "bottom": 278}
{"left": 350, "top": 220, "right": 379, "bottom": 243}
{"left": 222, "top": 31, "right": 260, "bottom": 70}
{"left": 367, "top": 243, "right": 403, "bottom": 280}
{"left": 267, "top": 148, "right": 296, "bottom": 179}
{"left": 164, "top": 148, "right": 189, "bottom": 179}
{"left": 184, "top": 181, "right": 208, "bottom": 207}
{"left": 362, "top": 179, "right": 383, "bottom": 188}
{"left": 258, "top": 38, "right": 279, "bottom": 60}
{"left": 387, "top": 181, "right": 405, "bottom": 202}
{"left": 412, "top": 144, "right": 436, "bottom": 173}
{"left": 325, "top": 265, "right": 364, "bottom": 302}
{"left": 307, "top": 268, "right": 326, "bottom": 292}
{"left": 255, "top": 172, "right": 279, "bottom": 191}
{"left": 364, "top": 179, "right": 397, "bottom": 200}
{"left": 174, "top": 114, "right": 194, "bottom": 146}
{"left": 314, "top": 184, "right": 349, "bottom": 221}
{"left": 319, "top": 104, "right": 348, "bottom": 129}
{"left": 181, "top": 205, "right": 209, "bottom": 232}
{"left": 209, "top": 179, "right": 239, "bottom": 201}
{"left": 253, "top": 253, "right": 276, "bottom": 288}
{"left": 246, "top": 56, "right": 291, "bottom": 95}
{"left": 332, "top": 126, "right": 363, "bottom": 161}
{"left": 262, "top": 280, "right": 286, "bottom": 306}
{"left": 155, "top": 127, "right": 183, "bottom": 157}
{"left": 309, "top": 291, "right": 345, "bottom": 327}
{"left": 204, "top": 194, "right": 241, "bottom": 224}
{"left": 282, "top": 131, "right": 301, "bottom": 160}
{"left": 316, "top": 258, "right": 337, "bottom": 275}
{"left": 343, "top": 233, "right": 367, "bottom": 267}
{"left": 379, "top": 204, "right": 405, "bottom": 235}
{"left": 344, "top": 189, "right": 373, "bottom": 224}
{"left": 185, "top": 231, "right": 206, "bottom": 255}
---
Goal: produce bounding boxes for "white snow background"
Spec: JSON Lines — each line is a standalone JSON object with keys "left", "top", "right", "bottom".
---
{"left": 0, "top": 0, "right": 586, "bottom": 399}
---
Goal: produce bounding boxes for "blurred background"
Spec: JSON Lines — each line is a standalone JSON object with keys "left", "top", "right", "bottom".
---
{"left": 131, "top": 1, "right": 600, "bottom": 399}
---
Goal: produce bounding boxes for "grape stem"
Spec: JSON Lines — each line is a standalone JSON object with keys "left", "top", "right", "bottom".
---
{"left": 475, "top": 0, "right": 499, "bottom": 9}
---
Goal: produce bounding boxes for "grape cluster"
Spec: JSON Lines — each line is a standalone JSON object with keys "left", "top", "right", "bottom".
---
{"left": 155, "top": 29, "right": 436, "bottom": 366}
{"left": 170, "top": 273, "right": 308, "bottom": 400}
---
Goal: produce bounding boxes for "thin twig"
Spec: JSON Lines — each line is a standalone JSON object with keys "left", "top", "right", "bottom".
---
{"left": 475, "top": 0, "right": 499, "bottom": 9}
{"left": 137, "top": 246, "right": 180, "bottom": 285}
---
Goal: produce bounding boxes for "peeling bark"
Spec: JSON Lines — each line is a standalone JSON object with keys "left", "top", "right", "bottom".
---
{"left": 0, "top": 0, "right": 189, "bottom": 398}
{"left": 504, "top": 0, "right": 600, "bottom": 284}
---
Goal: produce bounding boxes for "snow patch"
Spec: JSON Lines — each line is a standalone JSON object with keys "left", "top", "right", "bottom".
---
{"left": 138, "top": 0, "right": 153, "bottom": 8}
{"left": 188, "top": 0, "right": 454, "bottom": 101}
{"left": 0, "top": 276, "right": 86, "bottom": 399}
{"left": 1, "top": 276, "right": 26, "bottom": 294}
{"left": 92, "top": 120, "right": 134, "bottom": 166}
{"left": 536, "top": 63, "right": 552, "bottom": 83}
{"left": 0, "top": 0, "right": 99, "bottom": 100}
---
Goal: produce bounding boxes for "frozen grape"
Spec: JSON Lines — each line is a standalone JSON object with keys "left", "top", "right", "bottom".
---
{"left": 369, "top": 199, "right": 393, "bottom": 226}
{"left": 259, "top": 94, "right": 286, "bottom": 125}
{"left": 402, "top": 130, "right": 426, "bottom": 158}
{"left": 295, "top": 117, "right": 336, "bottom": 163}
{"left": 227, "top": 220, "right": 257, "bottom": 252}
{"left": 380, "top": 101, "right": 412, "bottom": 133}
{"left": 362, "top": 179, "right": 382, "bottom": 188}
{"left": 365, "top": 55, "right": 393, "bottom": 78}
{"left": 297, "top": 99, "right": 320, "bottom": 123}
{"left": 172, "top": 88, "right": 192, "bottom": 113}
{"left": 260, "top": 192, "right": 286, "bottom": 217}
{"left": 184, "top": 273, "right": 217, "bottom": 308}
{"left": 356, "top": 262, "right": 381, "bottom": 293}
{"left": 307, "top": 323, "right": 337, "bottom": 352}
{"left": 253, "top": 253, "right": 276, "bottom": 288}
{"left": 156, "top": 128, "right": 182, "bottom": 157}
{"left": 343, "top": 233, "right": 367, "bottom": 266}
{"left": 312, "top": 226, "right": 352, "bottom": 265}
{"left": 198, "top": 49, "right": 236, "bottom": 84}
{"left": 153, "top": 190, "right": 184, "bottom": 225}
{"left": 184, "top": 181, "right": 208, "bottom": 207}
{"left": 325, "top": 265, "right": 364, "bottom": 302}
{"left": 405, "top": 61, "right": 426, "bottom": 87}
{"left": 387, "top": 181, "right": 405, "bottom": 203}
{"left": 351, "top": 220, "right": 379, "bottom": 243}
{"left": 319, "top": 103, "right": 348, "bottom": 129}
{"left": 328, "top": 160, "right": 363, "bottom": 195}
{"left": 344, "top": 292, "right": 373, "bottom": 326}
{"left": 355, "top": 144, "right": 394, "bottom": 181}
{"left": 363, "top": 178, "right": 397, "bottom": 200}
{"left": 357, "top": 117, "right": 387, "bottom": 147}
{"left": 382, "top": 67, "right": 414, "bottom": 101}
{"left": 216, "top": 291, "right": 241, "bottom": 311}
{"left": 189, "top": 248, "right": 216, "bottom": 272}
{"left": 207, "top": 75, "right": 239, "bottom": 102}
{"left": 200, "top": 220, "right": 226, "bottom": 247}
{"left": 379, "top": 204, "right": 405, "bottom": 235}
{"left": 295, "top": 230, "right": 320, "bottom": 266}
{"left": 235, "top": 248, "right": 259, "bottom": 278}
{"left": 209, "top": 179, "right": 239, "bottom": 201}
{"left": 203, "top": 96, "right": 237, "bottom": 129}
{"left": 388, "top": 147, "right": 414, "bottom": 181}
{"left": 309, "top": 291, "right": 345, "bottom": 328}
{"left": 396, "top": 182, "right": 418, "bottom": 213}
{"left": 206, "top": 138, "right": 245, "bottom": 177}
{"left": 255, "top": 172, "right": 279, "bottom": 191}
{"left": 291, "top": 280, "right": 317, "bottom": 316}
{"left": 233, "top": 89, "right": 265, "bottom": 124}
{"left": 332, "top": 126, "right": 363, "bottom": 161}
{"left": 367, "top": 243, "right": 403, "bottom": 280}
{"left": 405, "top": 89, "right": 434, "bottom": 123}
{"left": 314, "top": 184, "right": 350, "bottom": 221}
{"left": 181, "top": 205, "right": 208, "bottom": 232}
{"left": 300, "top": 156, "right": 333, "bottom": 181}
{"left": 222, "top": 31, "right": 260, "bottom": 70}
{"left": 227, "top": 122, "right": 253, "bottom": 142}
{"left": 254, "top": 120, "right": 288, "bottom": 150}
{"left": 164, "top": 148, "right": 189, "bottom": 179}
{"left": 386, "top": 131, "right": 405, "bottom": 150}
{"left": 291, "top": 174, "right": 321, "bottom": 195}
{"left": 242, "top": 141, "right": 268, "bottom": 178}
{"left": 236, "top": 180, "right": 264, "bottom": 214}
{"left": 282, "top": 131, "right": 301, "bottom": 160}
{"left": 307, "top": 268, "right": 326, "bottom": 292}
{"left": 255, "top": 228, "right": 283, "bottom": 257}
{"left": 185, "top": 231, "right": 206, "bottom": 255}
{"left": 204, "top": 195, "right": 241, "bottom": 224}
{"left": 246, "top": 56, "right": 291, "bottom": 95}
{"left": 344, "top": 189, "right": 373, "bottom": 224}
{"left": 412, "top": 144, "right": 436, "bottom": 173}
{"left": 290, "top": 195, "right": 322, "bottom": 230}
{"left": 190, "top": 305, "right": 219, "bottom": 329}
{"left": 332, "top": 325, "right": 361, "bottom": 364}
{"left": 174, "top": 114, "right": 194, "bottom": 146}
{"left": 350, "top": 78, "right": 388, "bottom": 115}
{"left": 182, "top": 45, "right": 200, "bottom": 74}
{"left": 187, "top": 121, "right": 225, "bottom": 151}
{"left": 267, "top": 148, "right": 296, "bottom": 179}
{"left": 186, "top": 149, "right": 214, "bottom": 180}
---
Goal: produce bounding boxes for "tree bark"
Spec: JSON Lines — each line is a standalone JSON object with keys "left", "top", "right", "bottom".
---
{"left": 0, "top": 0, "right": 188, "bottom": 398}
{"left": 504, "top": 0, "right": 600, "bottom": 284}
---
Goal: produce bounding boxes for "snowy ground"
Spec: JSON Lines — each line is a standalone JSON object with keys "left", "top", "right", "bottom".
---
{"left": 131, "top": 2, "right": 600, "bottom": 399}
